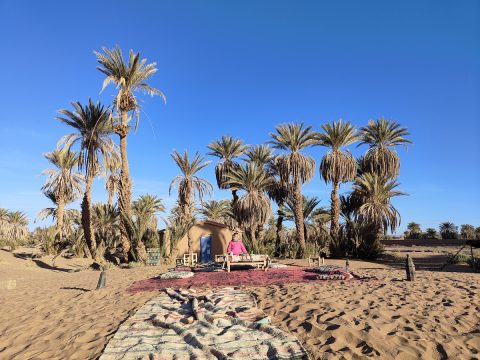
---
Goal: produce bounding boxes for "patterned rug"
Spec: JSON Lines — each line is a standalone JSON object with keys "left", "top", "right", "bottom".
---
{"left": 100, "top": 287, "right": 309, "bottom": 360}
{"left": 128, "top": 267, "right": 356, "bottom": 293}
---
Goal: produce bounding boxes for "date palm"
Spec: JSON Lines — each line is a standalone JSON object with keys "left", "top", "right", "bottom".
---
{"left": 200, "top": 199, "right": 232, "bottom": 223}
{"left": 244, "top": 144, "right": 275, "bottom": 167}
{"left": 6, "top": 211, "right": 29, "bottom": 249}
{"left": 226, "top": 163, "right": 273, "bottom": 252}
{"left": 170, "top": 150, "right": 212, "bottom": 252}
{"left": 269, "top": 123, "right": 316, "bottom": 258}
{"left": 41, "top": 148, "right": 83, "bottom": 243}
{"left": 38, "top": 191, "right": 78, "bottom": 241}
{"left": 358, "top": 118, "right": 412, "bottom": 178}
{"left": 352, "top": 173, "right": 405, "bottom": 255}
{"left": 439, "top": 222, "right": 458, "bottom": 239}
{"left": 207, "top": 135, "right": 248, "bottom": 204}
{"left": 316, "top": 120, "right": 359, "bottom": 238}
{"left": 103, "top": 150, "right": 121, "bottom": 206}
{"left": 95, "top": 45, "right": 166, "bottom": 260}
{"left": 57, "top": 99, "right": 116, "bottom": 261}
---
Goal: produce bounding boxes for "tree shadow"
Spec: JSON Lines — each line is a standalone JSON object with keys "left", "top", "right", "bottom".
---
{"left": 61, "top": 287, "right": 90, "bottom": 292}
{"left": 31, "top": 259, "right": 73, "bottom": 273}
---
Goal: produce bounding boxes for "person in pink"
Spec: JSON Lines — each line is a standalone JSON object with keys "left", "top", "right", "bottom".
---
{"left": 226, "top": 230, "right": 248, "bottom": 255}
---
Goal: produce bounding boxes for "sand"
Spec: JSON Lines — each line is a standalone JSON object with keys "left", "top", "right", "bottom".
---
{"left": 0, "top": 247, "right": 479, "bottom": 360}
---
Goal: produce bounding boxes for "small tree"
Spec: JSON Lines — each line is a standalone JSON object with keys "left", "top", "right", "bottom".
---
{"left": 439, "top": 222, "right": 458, "bottom": 240}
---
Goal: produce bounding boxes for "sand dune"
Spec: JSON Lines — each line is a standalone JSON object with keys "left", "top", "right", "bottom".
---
{"left": 0, "top": 249, "right": 479, "bottom": 360}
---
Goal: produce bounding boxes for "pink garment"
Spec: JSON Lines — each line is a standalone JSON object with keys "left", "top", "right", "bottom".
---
{"left": 226, "top": 240, "right": 248, "bottom": 255}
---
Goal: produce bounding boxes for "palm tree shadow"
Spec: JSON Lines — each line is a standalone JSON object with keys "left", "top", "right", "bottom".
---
{"left": 31, "top": 259, "right": 73, "bottom": 273}
{"left": 61, "top": 287, "right": 90, "bottom": 292}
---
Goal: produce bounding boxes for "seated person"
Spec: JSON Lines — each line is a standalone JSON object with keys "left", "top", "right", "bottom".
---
{"left": 226, "top": 230, "right": 248, "bottom": 256}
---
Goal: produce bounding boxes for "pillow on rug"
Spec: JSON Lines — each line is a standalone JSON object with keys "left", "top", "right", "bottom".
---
{"left": 307, "top": 265, "right": 354, "bottom": 280}
{"left": 159, "top": 271, "right": 194, "bottom": 280}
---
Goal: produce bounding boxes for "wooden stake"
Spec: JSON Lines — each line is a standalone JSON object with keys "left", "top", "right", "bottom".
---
{"left": 96, "top": 271, "right": 107, "bottom": 289}
{"left": 406, "top": 255, "right": 416, "bottom": 281}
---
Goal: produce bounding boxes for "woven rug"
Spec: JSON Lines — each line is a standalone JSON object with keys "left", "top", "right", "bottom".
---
{"left": 100, "top": 287, "right": 308, "bottom": 360}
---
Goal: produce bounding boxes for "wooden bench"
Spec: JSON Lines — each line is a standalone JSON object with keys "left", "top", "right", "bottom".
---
{"left": 215, "top": 254, "right": 270, "bottom": 272}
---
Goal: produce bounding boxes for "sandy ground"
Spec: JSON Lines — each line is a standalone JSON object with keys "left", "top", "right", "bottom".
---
{"left": 0, "top": 247, "right": 479, "bottom": 360}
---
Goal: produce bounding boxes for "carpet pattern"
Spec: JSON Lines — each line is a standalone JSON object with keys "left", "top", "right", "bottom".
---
{"left": 100, "top": 287, "right": 309, "bottom": 360}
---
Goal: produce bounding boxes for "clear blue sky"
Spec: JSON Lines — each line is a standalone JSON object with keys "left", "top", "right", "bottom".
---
{"left": 1, "top": 0, "right": 479, "bottom": 233}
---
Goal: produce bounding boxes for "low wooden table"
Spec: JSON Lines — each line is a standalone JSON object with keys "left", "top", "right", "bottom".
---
{"left": 215, "top": 254, "right": 270, "bottom": 272}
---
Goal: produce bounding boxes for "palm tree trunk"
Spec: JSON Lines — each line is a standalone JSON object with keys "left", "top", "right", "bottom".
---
{"left": 107, "top": 191, "right": 113, "bottom": 207}
{"left": 232, "top": 189, "right": 239, "bottom": 204}
{"left": 117, "top": 111, "right": 132, "bottom": 261}
{"left": 250, "top": 227, "right": 257, "bottom": 253}
{"left": 330, "top": 181, "right": 340, "bottom": 238}
{"left": 55, "top": 195, "right": 65, "bottom": 249}
{"left": 293, "top": 179, "right": 306, "bottom": 258}
{"left": 82, "top": 175, "right": 97, "bottom": 260}
{"left": 274, "top": 207, "right": 284, "bottom": 257}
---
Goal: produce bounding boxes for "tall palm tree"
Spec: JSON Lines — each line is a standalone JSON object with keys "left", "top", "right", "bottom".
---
{"left": 207, "top": 135, "right": 248, "bottom": 204}
{"left": 352, "top": 173, "right": 405, "bottom": 254}
{"left": 269, "top": 123, "right": 316, "bottom": 258}
{"left": 405, "top": 222, "right": 422, "bottom": 239}
{"left": 200, "top": 199, "right": 232, "bottom": 223}
{"left": 41, "top": 148, "right": 84, "bottom": 243}
{"left": 226, "top": 163, "right": 273, "bottom": 252}
{"left": 316, "top": 120, "right": 359, "bottom": 238}
{"left": 358, "top": 118, "right": 412, "bottom": 178}
{"left": 169, "top": 150, "right": 212, "bottom": 252}
{"left": 95, "top": 45, "right": 166, "bottom": 259}
{"left": 57, "top": 99, "right": 116, "bottom": 261}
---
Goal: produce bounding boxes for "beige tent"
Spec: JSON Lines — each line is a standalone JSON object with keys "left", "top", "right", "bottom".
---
{"left": 163, "top": 220, "right": 233, "bottom": 262}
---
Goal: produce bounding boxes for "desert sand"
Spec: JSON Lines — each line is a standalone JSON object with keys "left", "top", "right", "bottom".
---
{"left": 0, "top": 247, "right": 479, "bottom": 360}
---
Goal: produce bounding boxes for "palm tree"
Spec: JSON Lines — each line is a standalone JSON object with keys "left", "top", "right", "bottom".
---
{"left": 424, "top": 228, "right": 438, "bottom": 239}
{"left": 57, "top": 99, "right": 116, "bottom": 261}
{"left": 283, "top": 195, "right": 328, "bottom": 245}
{"left": 244, "top": 144, "right": 275, "bottom": 167}
{"left": 6, "top": 211, "right": 29, "bottom": 249}
{"left": 352, "top": 173, "right": 405, "bottom": 256}
{"left": 405, "top": 222, "right": 422, "bottom": 239}
{"left": 0, "top": 208, "right": 10, "bottom": 241}
{"left": 95, "top": 45, "right": 166, "bottom": 260}
{"left": 358, "top": 118, "right": 412, "bottom": 178}
{"left": 439, "top": 222, "right": 458, "bottom": 239}
{"left": 37, "top": 191, "right": 78, "bottom": 241}
{"left": 226, "top": 163, "right": 273, "bottom": 252}
{"left": 207, "top": 135, "right": 248, "bottom": 204}
{"left": 41, "top": 148, "right": 84, "bottom": 243}
{"left": 91, "top": 203, "right": 119, "bottom": 258}
{"left": 169, "top": 150, "right": 212, "bottom": 252}
{"left": 269, "top": 123, "right": 316, "bottom": 258}
{"left": 316, "top": 120, "right": 359, "bottom": 238}
{"left": 460, "top": 224, "right": 476, "bottom": 240}
{"left": 200, "top": 199, "right": 232, "bottom": 223}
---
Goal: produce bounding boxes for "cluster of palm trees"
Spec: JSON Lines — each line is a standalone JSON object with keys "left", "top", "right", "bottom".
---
{"left": 40, "top": 46, "right": 165, "bottom": 263}
{"left": 0, "top": 208, "right": 29, "bottom": 250}
{"left": 36, "top": 44, "right": 412, "bottom": 262}
{"left": 169, "top": 119, "right": 411, "bottom": 259}
{"left": 404, "top": 222, "right": 480, "bottom": 240}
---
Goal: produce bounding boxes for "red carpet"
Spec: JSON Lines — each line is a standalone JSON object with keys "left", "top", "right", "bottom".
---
{"left": 127, "top": 267, "right": 349, "bottom": 293}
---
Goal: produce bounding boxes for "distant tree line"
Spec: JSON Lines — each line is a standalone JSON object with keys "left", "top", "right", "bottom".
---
{"left": 403, "top": 222, "right": 480, "bottom": 240}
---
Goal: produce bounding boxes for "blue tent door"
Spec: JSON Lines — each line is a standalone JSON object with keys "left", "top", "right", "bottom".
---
{"left": 200, "top": 235, "right": 212, "bottom": 263}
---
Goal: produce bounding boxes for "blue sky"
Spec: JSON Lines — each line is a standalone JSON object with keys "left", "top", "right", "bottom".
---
{"left": 0, "top": 1, "right": 479, "bottom": 233}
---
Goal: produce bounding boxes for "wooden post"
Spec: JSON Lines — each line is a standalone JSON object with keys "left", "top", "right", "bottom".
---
{"left": 345, "top": 258, "right": 350, "bottom": 270}
{"left": 321, "top": 257, "right": 325, "bottom": 265}
{"left": 96, "top": 271, "right": 107, "bottom": 289}
{"left": 406, "top": 255, "right": 416, "bottom": 281}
